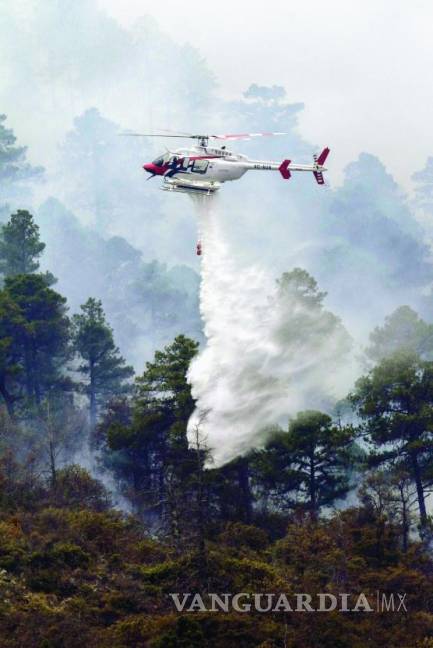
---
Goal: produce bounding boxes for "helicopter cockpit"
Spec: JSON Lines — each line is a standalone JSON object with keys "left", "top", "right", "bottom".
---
{"left": 152, "top": 154, "right": 170, "bottom": 167}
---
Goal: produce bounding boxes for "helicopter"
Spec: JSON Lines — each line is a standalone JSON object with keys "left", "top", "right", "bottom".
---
{"left": 122, "top": 131, "right": 330, "bottom": 196}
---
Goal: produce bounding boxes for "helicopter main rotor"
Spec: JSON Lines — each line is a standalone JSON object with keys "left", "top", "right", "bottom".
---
{"left": 120, "top": 131, "right": 289, "bottom": 148}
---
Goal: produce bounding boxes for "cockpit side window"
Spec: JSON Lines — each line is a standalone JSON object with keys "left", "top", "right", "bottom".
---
{"left": 192, "top": 159, "right": 209, "bottom": 174}
{"left": 152, "top": 156, "right": 165, "bottom": 167}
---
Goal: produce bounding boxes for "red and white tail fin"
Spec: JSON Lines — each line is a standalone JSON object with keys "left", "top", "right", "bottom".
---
{"left": 278, "top": 148, "right": 329, "bottom": 184}
{"left": 313, "top": 147, "right": 330, "bottom": 185}
{"left": 316, "top": 147, "right": 330, "bottom": 166}
{"left": 279, "top": 159, "right": 291, "bottom": 180}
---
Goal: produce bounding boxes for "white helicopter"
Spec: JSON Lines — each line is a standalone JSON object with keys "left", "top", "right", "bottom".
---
{"left": 122, "top": 131, "right": 330, "bottom": 196}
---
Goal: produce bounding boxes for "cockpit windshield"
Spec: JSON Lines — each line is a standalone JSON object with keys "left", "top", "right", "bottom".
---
{"left": 153, "top": 153, "right": 172, "bottom": 167}
{"left": 152, "top": 156, "right": 165, "bottom": 167}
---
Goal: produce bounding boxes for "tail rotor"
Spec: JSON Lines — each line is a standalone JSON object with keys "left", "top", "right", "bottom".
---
{"left": 313, "top": 147, "right": 330, "bottom": 185}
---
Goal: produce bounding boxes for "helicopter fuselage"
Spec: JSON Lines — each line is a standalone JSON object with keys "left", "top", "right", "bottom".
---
{"left": 143, "top": 145, "right": 329, "bottom": 194}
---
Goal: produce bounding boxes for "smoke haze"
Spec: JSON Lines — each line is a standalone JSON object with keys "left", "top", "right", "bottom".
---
{"left": 188, "top": 199, "right": 356, "bottom": 464}
{"left": 2, "top": 1, "right": 433, "bottom": 464}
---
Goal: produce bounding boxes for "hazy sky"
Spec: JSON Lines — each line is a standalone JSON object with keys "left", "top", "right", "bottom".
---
{"left": 99, "top": 0, "right": 433, "bottom": 189}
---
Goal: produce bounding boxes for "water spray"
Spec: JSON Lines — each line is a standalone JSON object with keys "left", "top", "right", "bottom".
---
{"left": 187, "top": 197, "right": 355, "bottom": 465}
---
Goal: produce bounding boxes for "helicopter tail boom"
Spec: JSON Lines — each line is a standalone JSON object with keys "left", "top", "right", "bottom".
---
{"left": 277, "top": 147, "right": 330, "bottom": 183}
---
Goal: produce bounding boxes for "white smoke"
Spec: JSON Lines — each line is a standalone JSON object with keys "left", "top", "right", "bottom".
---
{"left": 187, "top": 198, "right": 358, "bottom": 465}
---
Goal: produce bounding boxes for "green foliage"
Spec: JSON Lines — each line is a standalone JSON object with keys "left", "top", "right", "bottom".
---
{"left": 52, "top": 465, "right": 111, "bottom": 511}
{"left": 36, "top": 198, "right": 203, "bottom": 369}
{"left": 0, "top": 180, "right": 431, "bottom": 648}
{"left": 366, "top": 306, "right": 433, "bottom": 361}
{"left": 67, "top": 509, "right": 134, "bottom": 554}
{"left": 252, "top": 411, "right": 355, "bottom": 517}
{"left": 413, "top": 156, "right": 433, "bottom": 214}
{"left": 134, "top": 333, "right": 199, "bottom": 425}
{"left": 0, "top": 274, "right": 70, "bottom": 409}
{"left": 150, "top": 615, "right": 206, "bottom": 648}
{"left": 273, "top": 268, "right": 352, "bottom": 374}
{"left": 0, "top": 459, "right": 432, "bottom": 647}
{"left": 98, "top": 335, "right": 199, "bottom": 529}
{"left": 0, "top": 291, "right": 25, "bottom": 414}
{"left": 243, "top": 83, "right": 287, "bottom": 103}
{"left": 351, "top": 351, "right": 433, "bottom": 529}
{"left": 0, "top": 521, "right": 27, "bottom": 571}
{"left": 0, "top": 115, "right": 43, "bottom": 194}
{"left": 28, "top": 542, "right": 90, "bottom": 570}
{"left": 218, "top": 522, "right": 269, "bottom": 552}
{"left": 358, "top": 467, "right": 415, "bottom": 552}
{"left": 139, "top": 560, "right": 180, "bottom": 585}
{"left": 0, "top": 209, "right": 45, "bottom": 277}
{"left": 277, "top": 267, "right": 328, "bottom": 308}
{"left": 72, "top": 298, "right": 133, "bottom": 426}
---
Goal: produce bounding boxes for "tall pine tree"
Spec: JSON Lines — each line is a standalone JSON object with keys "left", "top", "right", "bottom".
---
{"left": 0, "top": 114, "right": 43, "bottom": 201}
{"left": 0, "top": 210, "right": 45, "bottom": 277}
{"left": 351, "top": 351, "right": 433, "bottom": 531}
{"left": 0, "top": 291, "right": 25, "bottom": 415}
{"left": 252, "top": 411, "right": 355, "bottom": 519}
{"left": 72, "top": 298, "right": 133, "bottom": 427}
{"left": 1, "top": 274, "right": 71, "bottom": 409}
{"left": 99, "top": 335, "right": 199, "bottom": 531}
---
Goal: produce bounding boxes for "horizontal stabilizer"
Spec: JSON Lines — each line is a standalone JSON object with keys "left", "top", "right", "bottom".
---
{"left": 279, "top": 159, "right": 291, "bottom": 180}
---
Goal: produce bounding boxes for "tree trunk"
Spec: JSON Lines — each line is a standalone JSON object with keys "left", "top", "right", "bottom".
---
{"left": 237, "top": 458, "right": 253, "bottom": 523}
{"left": 89, "top": 360, "right": 97, "bottom": 428}
{"left": 309, "top": 454, "right": 317, "bottom": 521}
{"left": 167, "top": 480, "right": 181, "bottom": 552}
{"left": 32, "top": 342, "right": 41, "bottom": 406}
{"left": 24, "top": 343, "right": 33, "bottom": 400}
{"left": 411, "top": 452, "right": 427, "bottom": 529}
{"left": 401, "top": 495, "right": 409, "bottom": 553}
{"left": 157, "top": 440, "right": 168, "bottom": 522}
{"left": 194, "top": 439, "right": 207, "bottom": 576}
{"left": 0, "top": 379, "right": 15, "bottom": 417}
{"left": 49, "top": 438, "right": 57, "bottom": 490}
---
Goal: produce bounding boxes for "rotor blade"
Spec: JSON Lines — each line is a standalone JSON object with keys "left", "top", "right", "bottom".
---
{"left": 119, "top": 130, "right": 289, "bottom": 141}
{"left": 118, "top": 132, "right": 193, "bottom": 138}
{"left": 158, "top": 128, "right": 195, "bottom": 137}
{"left": 210, "top": 131, "right": 288, "bottom": 141}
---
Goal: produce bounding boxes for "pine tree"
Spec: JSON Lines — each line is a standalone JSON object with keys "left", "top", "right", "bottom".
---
{"left": 98, "top": 335, "right": 199, "bottom": 531}
{"left": 72, "top": 298, "right": 133, "bottom": 427}
{"left": 3, "top": 274, "right": 71, "bottom": 408}
{"left": 0, "top": 114, "right": 43, "bottom": 197}
{"left": 277, "top": 268, "right": 328, "bottom": 308}
{"left": 351, "top": 351, "right": 433, "bottom": 531}
{"left": 252, "top": 411, "right": 355, "bottom": 518}
{"left": 0, "top": 210, "right": 45, "bottom": 277}
{"left": 0, "top": 291, "right": 25, "bottom": 415}
{"left": 412, "top": 156, "right": 433, "bottom": 215}
{"left": 366, "top": 306, "right": 433, "bottom": 362}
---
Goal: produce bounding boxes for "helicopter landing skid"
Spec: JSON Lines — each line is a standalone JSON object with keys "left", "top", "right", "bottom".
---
{"left": 161, "top": 178, "right": 220, "bottom": 196}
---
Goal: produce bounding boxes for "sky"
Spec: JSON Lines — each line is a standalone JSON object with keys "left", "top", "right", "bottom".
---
{"left": 99, "top": 0, "right": 433, "bottom": 190}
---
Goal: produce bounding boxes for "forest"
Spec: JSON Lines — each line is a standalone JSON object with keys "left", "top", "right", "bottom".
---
{"left": 1, "top": 207, "right": 433, "bottom": 647}
{"left": 1, "top": 4, "right": 433, "bottom": 642}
